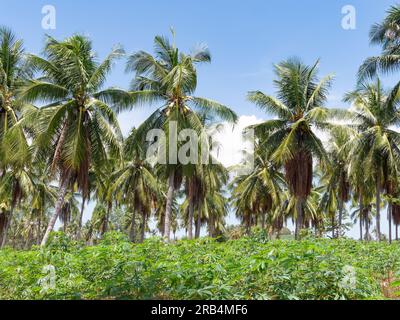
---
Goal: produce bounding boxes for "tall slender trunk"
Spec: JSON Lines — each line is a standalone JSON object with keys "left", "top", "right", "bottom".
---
{"left": 376, "top": 176, "right": 381, "bottom": 241}
{"left": 331, "top": 215, "right": 335, "bottom": 239}
{"left": 130, "top": 209, "right": 136, "bottom": 242}
{"left": 188, "top": 198, "right": 194, "bottom": 240}
{"left": 77, "top": 198, "right": 85, "bottom": 239}
{"left": 1, "top": 207, "right": 14, "bottom": 249}
{"left": 396, "top": 225, "right": 398, "bottom": 241}
{"left": 295, "top": 199, "right": 303, "bottom": 240}
{"left": 164, "top": 171, "right": 175, "bottom": 241}
{"left": 261, "top": 212, "right": 266, "bottom": 230}
{"left": 140, "top": 208, "right": 146, "bottom": 243}
{"left": 388, "top": 203, "right": 392, "bottom": 244}
{"left": 24, "top": 226, "right": 33, "bottom": 250}
{"left": 359, "top": 194, "right": 364, "bottom": 241}
{"left": 195, "top": 210, "right": 201, "bottom": 239}
{"left": 338, "top": 199, "right": 343, "bottom": 238}
{"left": 208, "top": 213, "right": 215, "bottom": 238}
{"left": 246, "top": 215, "right": 251, "bottom": 235}
{"left": 103, "top": 201, "right": 111, "bottom": 235}
{"left": 37, "top": 215, "right": 42, "bottom": 246}
{"left": 41, "top": 178, "right": 69, "bottom": 247}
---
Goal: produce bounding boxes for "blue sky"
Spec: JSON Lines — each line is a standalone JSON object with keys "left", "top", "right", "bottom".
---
{"left": 1, "top": 0, "right": 398, "bottom": 131}
{"left": 1, "top": 0, "right": 398, "bottom": 237}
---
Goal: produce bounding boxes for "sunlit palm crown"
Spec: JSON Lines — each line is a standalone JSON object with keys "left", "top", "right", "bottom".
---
{"left": 125, "top": 35, "right": 237, "bottom": 155}
{"left": 345, "top": 79, "right": 400, "bottom": 188}
{"left": 0, "top": 27, "right": 32, "bottom": 167}
{"left": 359, "top": 5, "right": 400, "bottom": 80}
{"left": 18, "top": 34, "right": 132, "bottom": 194}
{"left": 247, "top": 58, "right": 337, "bottom": 200}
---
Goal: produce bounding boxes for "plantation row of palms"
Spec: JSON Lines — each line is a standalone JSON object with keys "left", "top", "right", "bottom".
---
{"left": 2, "top": 5, "right": 400, "bottom": 248}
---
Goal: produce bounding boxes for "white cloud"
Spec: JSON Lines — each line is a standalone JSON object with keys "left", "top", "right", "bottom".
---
{"left": 210, "top": 114, "right": 354, "bottom": 169}
{"left": 211, "top": 115, "right": 264, "bottom": 168}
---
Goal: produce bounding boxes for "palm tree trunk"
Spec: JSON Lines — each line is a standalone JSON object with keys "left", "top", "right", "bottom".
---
{"left": 338, "top": 199, "right": 343, "bottom": 238}
{"left": 41, "top": 178, "right": 69, "bottom": 247}
{"left": 77, "top": 198, "right": 85, "bottom": 239}
{"left": 359, "top": 194, "right": 364, "bottom": 241}
{"left": 388, "top": 203, "right": 392, "bottom": 244}
{"left": 130, "top": 209, "right": 136, "bottom": 242}
{"left": 195, "top": 211, "right": 201, "bottom": 239}
{"left": 246, "top": 215, "right": 251, "bottom": 235}
{"left": 164, "top": 171, "right": 175, "bottom": 241}
{"left": 103, "top": 201, "right": 111, "bottom": 235}
{"left": 295, "top": 199, "right": 303, "bottom": 240}
{"left": 209, "top": 213, "right": 215, "bottom": 238}
{"left": 376, "top": 176, "right": 381, "bottom": 241}
{"left": 37, "top": 215, "right": 41, "bottom": 245}
{"left": 359, "top": 217, "right": 363, "bottom": 241}
{"left": 1, "top": 207, "right": 14, "bottom": 249}
{"left": 188, "top": 199, "right": 194, "bottom": 240}
{"left": 24, "top": 226, "right": 33, "bottom": 250}
{"left": 261, "top": 212, "right": 266, "bottom": 230}
{"left": 140, "top": 210, "right": 146, "bottom": 243}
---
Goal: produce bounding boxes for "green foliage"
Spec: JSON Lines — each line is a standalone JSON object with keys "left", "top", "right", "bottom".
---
{"left": 0, "top": 234, "right": 398, "bottom": 300}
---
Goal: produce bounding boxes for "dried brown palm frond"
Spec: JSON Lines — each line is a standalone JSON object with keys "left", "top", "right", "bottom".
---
{"left": 284, "top": 149, "right": 313, "bottom": 201}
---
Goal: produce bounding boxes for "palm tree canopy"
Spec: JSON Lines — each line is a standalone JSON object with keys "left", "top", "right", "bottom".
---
{"left": 358, "top": 5, "right": 400, "bottom": 80}
{"left": 248, "top": 58, "right": 335, "bottom": 200}
{"left": 18, "top": 35, "right": 132, "bottom": 195}
{"left": 0, "top": 26, "right": 32, "bottom": 167}
{"left": 125, "top": 34, "right": 237, "bottom": 170}
{"left": 345, "top": 79, "right": 400, "bottom": 194}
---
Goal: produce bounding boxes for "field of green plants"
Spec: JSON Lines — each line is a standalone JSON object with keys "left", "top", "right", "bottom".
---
{"left": 0, "top": 232, "right": 399, "bottom": 300}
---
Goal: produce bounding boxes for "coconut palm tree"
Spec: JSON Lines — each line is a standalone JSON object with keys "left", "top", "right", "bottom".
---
{"left": 0, "top": 26, "right": 32, "bottom": 168}
{"left": 230, "top": 143, "right": 284, "bottom": 235}
{"left": 193, "top": 161, "right": 228, "bottom": 239}
{"left": 277, "top": 188, "right": 323, "bottom": 238}
{"left": 319, "top": 127, "right": 352, "bottom": 238}
{"left": 351, "top": 196, "right": 375, "bottom": 241}
{"left": 124, "top": 32, "right": 237, "bottom": 240}
{"left": 30, "top": 167, "right": 57, "bottom": 245}
{"left": 183, "top": 174, "right": 203, "bottom": 239}
{"left": 392, "top": 202, "right": 400, "bottom": 241}
{"left": 201, "top": 189, "right": 228, "bottom": 238}
{"left": 109, "top": 129, "right": 160, "bottom": 242}
{"left": 247, "top": 58, "right": 334, "bottom": 239}
{"left": 90, "top": 159, "right": 120, "bottom": 236}
{"left": 88, "top": 202, "right": 109, "bottom": 240}
{"left": 59, "top": 189, "right": 80, "bottom": 233}
{"left": 0, "top": 166, "right": 33, "bottom": 247}
{"left": 344, "top": 79, "right": 400, "bottom": 241}
{"left": 358, "top": 5, "right": 400, "bottom": 80}
{"left": 18, "top": 35, "right": 133, "bottom": 246}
